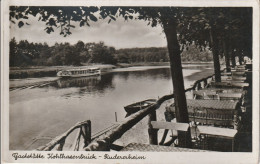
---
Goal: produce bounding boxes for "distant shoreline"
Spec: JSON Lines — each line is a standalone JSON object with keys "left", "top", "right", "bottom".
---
{"left": 9, "top": 62, "right": 213, "bottom": 79}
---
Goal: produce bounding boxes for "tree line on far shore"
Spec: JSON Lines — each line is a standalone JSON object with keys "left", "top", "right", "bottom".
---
{"left": 9, "top": 38, "right": 213, "bottom": 67}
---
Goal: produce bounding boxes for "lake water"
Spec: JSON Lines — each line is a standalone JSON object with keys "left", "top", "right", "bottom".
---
{"left": 9, "top": 64, "right": 213, "bottom": 150}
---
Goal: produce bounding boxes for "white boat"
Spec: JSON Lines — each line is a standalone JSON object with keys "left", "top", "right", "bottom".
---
{"left": 57, "top": 67, "right": 101, "bottom": 78}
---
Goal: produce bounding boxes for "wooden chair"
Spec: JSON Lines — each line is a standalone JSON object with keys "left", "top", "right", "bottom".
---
{"left": 193, "top": 90, "right": 219, "bottom": 100}
{"left": 197, "top": 126, "right": 237, "bottom": 152}
{"left": 151, "top": 121, "right": 190, "bottom": 147}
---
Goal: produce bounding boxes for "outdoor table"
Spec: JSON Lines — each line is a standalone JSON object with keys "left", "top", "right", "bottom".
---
{"left": 236, "top": 65, "right": 246, "bottom": 68}
{"left": 232, "top": 71, "right": 245, "bottom": 76}
{"left": 222, "top": 75, "right": 246, "bottom": 80}
{"left": 210, "top": 81, "right": 249, "bottom": 88}
{"left": 221, "top": 72, "right": 232, "bottom": 76}
{"left": 220, "top": 75, "right": 246, "bottom": 82}
{"left": 193, "top": 90, "right": 243, "bottom": 100}
{"left": 220, "top": 79, "right": 245, "bottom": 82}
{"left": 199, "top": 87, "right": 244, "bottom": 93}
{"left": 166, "top": 99, "right": 239, "bottom": 128}
{"left": 121, "top": 143, "right": 210, "bottom": 152}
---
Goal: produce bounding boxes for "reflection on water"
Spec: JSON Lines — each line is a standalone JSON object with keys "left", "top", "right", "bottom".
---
{"left": 55, "top": 76, "right": 102, "bottom": 88}
{"left": 48, "top": 68, "right": 171, "bottom": 98}
{"left": 9, "top": 66, "right": 209, "bottom": 150}
{"left": 53, "top": 68, "right": 171, "bottom": 89}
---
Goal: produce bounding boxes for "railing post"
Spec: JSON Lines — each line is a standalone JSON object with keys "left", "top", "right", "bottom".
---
{"left": 204, "top": 79, "right": 208, "bottom": 88}
{"left": 71, "top": 128, "right": 82, "bottom": 151}
{"left": 56, "top": 139, "right": 65, "bottom": 151}
{"left": 197, "top": 82, "right": 202, "bottom": 90}
{"left": 82, "top": 120, "right": 91, "bottom": 148}
{"left": 148, "top": 110, "right": 158, "bottom": 145}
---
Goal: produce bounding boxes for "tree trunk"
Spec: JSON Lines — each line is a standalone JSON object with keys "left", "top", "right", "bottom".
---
{"left": 238, "top": 52, "right": 243, "bottom": 65}
{"left": 223, "top": 40, "right": 231, "bottom": 72}
{"left": 231, "top": 50, "right": 236, "bottom": 68}
{"left": 209, "top": 28, "right": 221, "bottom": 82}
{"left": 163, "top": 20, "right": 191, "bottom": 148}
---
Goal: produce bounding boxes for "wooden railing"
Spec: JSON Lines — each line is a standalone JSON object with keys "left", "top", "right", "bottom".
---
{"left": 37, "top": 120, "right": 91, "bottom": 151}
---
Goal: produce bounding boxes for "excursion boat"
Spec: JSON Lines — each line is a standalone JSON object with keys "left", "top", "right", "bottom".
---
{"left": 57, "top": 67, "right": 101, "bottom": 78}
{"left": 124, "top": 99, "right": 157, "bottom": 117}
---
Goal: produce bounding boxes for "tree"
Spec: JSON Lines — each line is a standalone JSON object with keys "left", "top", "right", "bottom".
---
{"left": 10, "top": 38, "right": 18, "bottom": 66}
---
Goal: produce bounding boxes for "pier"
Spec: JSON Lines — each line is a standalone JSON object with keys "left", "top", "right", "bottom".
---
{"left": 36, "top": 64, "right": 252, "bottom": 152}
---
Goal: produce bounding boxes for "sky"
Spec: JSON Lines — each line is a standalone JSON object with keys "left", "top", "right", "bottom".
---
{"left": 10, "top": 14, "right": 167, "bottom": 49}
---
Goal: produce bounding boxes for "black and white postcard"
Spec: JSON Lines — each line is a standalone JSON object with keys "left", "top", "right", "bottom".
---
{"left": 1, "top": 0, "right": 259, "bottom": 163}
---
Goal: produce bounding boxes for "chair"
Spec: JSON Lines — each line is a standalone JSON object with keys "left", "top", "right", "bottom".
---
{"left": 151, "top": 121, "right": 190, "bottom": 147}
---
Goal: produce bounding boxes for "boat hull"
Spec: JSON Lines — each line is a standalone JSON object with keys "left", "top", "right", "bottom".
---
{"left": 57, "top": 72, "right": 100, "bottom": 78}
{"left": 124, "top": 99, "right": 157, "bottom": 117}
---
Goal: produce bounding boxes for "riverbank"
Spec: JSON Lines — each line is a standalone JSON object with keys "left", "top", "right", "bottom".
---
{"left": 9, "top": 62, "right": 213, "bottom": 79}
{"left": 9, "top": 64, "right": 116, "bottom": 79}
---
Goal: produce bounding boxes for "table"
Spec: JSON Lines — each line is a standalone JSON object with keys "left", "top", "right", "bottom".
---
{"left": 199, "top": 88, "right": 244, "bottom": 93}
{"left": 193, "top": 90, "right": 243, "bottom": 100}
{"left": 210, "top": 81, "right": 249, "bottom": 88}
{"left": 166, "top": 99, "right": 239, "bottom": 128}
{"left": 221, "top": 75, "right": 246, "bottom": 81}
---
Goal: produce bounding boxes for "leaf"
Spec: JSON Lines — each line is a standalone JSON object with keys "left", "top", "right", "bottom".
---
{"left": 69, "top": 25, "right": 75, "bottom": 28}
{"left": 109, "top": 15, "right": 116, "bottom": 21}
{"left": 18, "top": 21, "right": 24, "bottom": 28}
{"left": 18, "top": 13, "right": 23, "bottom": 19}
{"left": 10, "top": 12, "right": 15, "bottom": 18}
{"left": 108, "top": 19, "right": 111, "bottom": 24}
{"left": 80, "top": 21, "right": 85, "bottom": 27}
{"left": 138, "top": 15, "right": 144, "bottom": 20}
{"left": 89, "top": 14, "right": 97, "bottom": 22}
{"left": 89, "top": 7, "right": 99, "bottom": 13}
{"left": 45, "top": 27, "right": 54, "bottom": 34}
{"left": 151, "top": 20, "right": 157, "bottom": 27}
